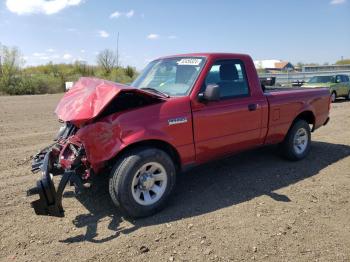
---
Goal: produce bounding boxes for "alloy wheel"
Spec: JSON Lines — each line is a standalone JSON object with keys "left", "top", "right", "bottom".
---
{"left": 131, "top": 162, "right": 168, "bottom": 206}
{"left": 293, "top": 127, "right": 308, "bottom": 155}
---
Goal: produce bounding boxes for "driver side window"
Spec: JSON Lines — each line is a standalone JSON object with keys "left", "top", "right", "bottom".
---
{"left": 205, "top": 59, "right": 249, "bottom": 99}
{"left": 341, "top": 75, "right": 349, "bottom": 82}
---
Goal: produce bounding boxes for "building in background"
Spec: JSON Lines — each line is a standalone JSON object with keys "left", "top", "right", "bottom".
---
{"left": 302, "top": 64, "right": 350, "bottom": 72}
{"left": 254, "top": 59, "right": 294, "bottom": 73}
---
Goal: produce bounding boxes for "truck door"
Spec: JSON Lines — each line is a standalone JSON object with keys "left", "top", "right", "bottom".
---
{"left": 341, "top": 75, "right": 350, "bottom": 96}
{"left": 335, "top": 75, "right": 346, "bottom": 96}
{"left": 192, "top": 59, "right": 265, "bottom": 163}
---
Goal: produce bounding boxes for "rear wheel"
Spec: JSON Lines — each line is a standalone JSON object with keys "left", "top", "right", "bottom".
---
{"left": 109, "top": 148, "right": 176, "bottom": 218}
{"left": 281, "top": 119, "right": 311, "bottom": 161}
{"left": 331, "top": 92, "right": 336, "bottom": 103}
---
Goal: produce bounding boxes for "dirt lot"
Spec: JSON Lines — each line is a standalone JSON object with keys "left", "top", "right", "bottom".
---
{"left": 0, "top": 94, "right": 349, "bottom": 262}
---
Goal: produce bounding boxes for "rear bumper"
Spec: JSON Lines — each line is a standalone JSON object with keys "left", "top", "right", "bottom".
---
{"left": 27, "top": 150, "right": 77, "bottom": 217}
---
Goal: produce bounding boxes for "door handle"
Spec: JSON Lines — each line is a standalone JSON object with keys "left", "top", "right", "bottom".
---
{"left": 248, "top": 103, "right": 258, "bottom": 111}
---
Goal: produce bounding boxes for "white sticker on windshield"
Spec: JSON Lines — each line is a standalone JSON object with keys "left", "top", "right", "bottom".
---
{"left": 177, "top": 58, "right": 202, "bottom": 66}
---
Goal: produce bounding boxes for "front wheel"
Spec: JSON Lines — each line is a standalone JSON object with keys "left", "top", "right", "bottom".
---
{"left": 281, "top": 119, "right": 311, "bottom": 161}
{"left": 109, "top": 148, "right": 176, "bottom": 218}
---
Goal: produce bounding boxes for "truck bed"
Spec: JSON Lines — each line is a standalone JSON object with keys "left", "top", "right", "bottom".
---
{"left": 263, "top": 86, "right": 330, "bottom": 144}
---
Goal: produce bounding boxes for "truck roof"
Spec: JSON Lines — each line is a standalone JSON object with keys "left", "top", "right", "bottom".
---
{"left": 157, "top": 52, "right": 252, "bottom": 60}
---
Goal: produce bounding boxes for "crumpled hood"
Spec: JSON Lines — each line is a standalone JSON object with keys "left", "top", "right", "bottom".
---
{"left": 55, "top": 77, "right": 157, "bottom": 125}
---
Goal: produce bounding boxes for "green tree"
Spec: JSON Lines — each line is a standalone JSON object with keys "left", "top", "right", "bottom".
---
{"left": 0, "top": 43, "right": 24, "bottom": 91}
{"left": 0, "top": 44, "right": 138, "bottom": 95}
{"left": 97, "top": 49, "right": 117, "bottom": 75}
{"left": 74, "top": 61, "right": 95, "bottom": 76}
{"left": 335, "top": 59, "right": 350, "bottom": 65}
{"left": 124, "top": 65, "right": 137, "bottom": 78}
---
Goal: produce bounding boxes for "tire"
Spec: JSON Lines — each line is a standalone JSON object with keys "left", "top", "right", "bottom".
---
{"left": 331, "top": 91, "right": 336, "bottom": 103}
{"left": 281, "top": 119, "right": 311, "bottom": 161}
{"left": 346, "top": 90, "right": 350, "bottom": 100}
{"left": 109, "top": 148, "right": 176, "bottom": 218}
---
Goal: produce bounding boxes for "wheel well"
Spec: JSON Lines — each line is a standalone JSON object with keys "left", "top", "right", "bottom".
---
{"left": 112, "top": 140, "right": 181, "bottom": 171}
{"left": 294, "top": 111, "right": 315, "bottom": 131}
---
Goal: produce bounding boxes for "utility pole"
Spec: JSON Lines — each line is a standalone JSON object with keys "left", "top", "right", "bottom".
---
{"left": 116, "top": 32, "right": 119, "bottom": 68}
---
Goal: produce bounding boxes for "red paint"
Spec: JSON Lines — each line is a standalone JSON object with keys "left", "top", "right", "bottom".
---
{"left": 56, "top": 53, "right": 330, "bottom": 171}
{"left": 55, "top": 77, "right": 160, "bottom": 127}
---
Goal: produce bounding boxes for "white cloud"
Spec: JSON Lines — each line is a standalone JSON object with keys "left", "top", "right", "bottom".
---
{"left": 63, "top": 53, "right": 72, "bottom": 60}
{"left": 125, "top": 10, "right": 134, "bottom": 18}
{"left": 39, "top": 56, "right": 50, "bottom": 60}
{"left": 98, "top": 30, "right": 109, "bottom": 38}
{"left": 33, "top": 52, "right": 46, "bottom": 57}
{"left": 80, "top": 49, "right": 85, "bottom": 53}
{"left": 330, "top": 0, "right": 346, "bottom": 4}
{"left": 6, "top": 0, "right": 84, "bottom": 15}
{"left": 110, "top": 9, "right": 134, "bottom": 19}
{"left": 147, "top": 34, "right": 159, "bottom": 40}
{"left": 110, "top": 11, "right": 121, "bottom": 18}
{"left": 32, "top": 52, "right": 61, "bottom": 61}
{"left": 168, "top": 35, "right": 177, "bottom": 39}
{"left": 67, "top": 28, "right": 77, "bottom": 32}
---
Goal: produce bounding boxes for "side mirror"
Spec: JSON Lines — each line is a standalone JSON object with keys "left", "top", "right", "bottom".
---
{"left": 198, "top": 84, "right": 220, "bottom": 102}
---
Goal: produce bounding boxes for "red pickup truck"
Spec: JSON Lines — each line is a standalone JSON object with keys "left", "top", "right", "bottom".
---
{"left": 27, "top": 53, "right": 330, "bottom": 218}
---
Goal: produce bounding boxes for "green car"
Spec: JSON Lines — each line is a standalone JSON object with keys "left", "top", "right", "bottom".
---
{"left": 303, "top": 75, "right": 350, "bottom": 102}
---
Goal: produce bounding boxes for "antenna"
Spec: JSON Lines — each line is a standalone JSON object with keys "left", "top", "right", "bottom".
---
{"left": 116, "top": 32, "right": 119, "bottom": 68}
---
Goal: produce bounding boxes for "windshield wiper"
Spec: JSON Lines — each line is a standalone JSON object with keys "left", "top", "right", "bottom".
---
{"left": 140, "top": 87, "right": 170, "bottom": 98}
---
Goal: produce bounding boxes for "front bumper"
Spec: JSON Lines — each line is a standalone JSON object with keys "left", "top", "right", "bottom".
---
{"left": 27, "top": 149, "right": 82, "bottom": 217}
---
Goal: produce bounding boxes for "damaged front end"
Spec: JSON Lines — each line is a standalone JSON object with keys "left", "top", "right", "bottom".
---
{"left": 26, "top": 77, "right": 164, "bottom": 217}
{"left": 27, "top": 123, "right": 92, "bottom": 217}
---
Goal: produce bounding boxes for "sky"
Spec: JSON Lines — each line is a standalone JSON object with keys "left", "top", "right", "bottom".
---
{"left": 0, "top": 0, "right": 349, "bottom": 69}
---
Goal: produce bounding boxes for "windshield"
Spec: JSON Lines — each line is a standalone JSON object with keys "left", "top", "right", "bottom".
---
{"left": 132, "top": 57, "right": 206, "bottom": 96}
{"left": 308, "top": 76, "right": 335, "bottom": 83}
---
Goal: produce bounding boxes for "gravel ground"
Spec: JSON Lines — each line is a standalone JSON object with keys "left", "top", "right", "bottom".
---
{"left": 0, "top": 94, "right": 349, "bottom": 262}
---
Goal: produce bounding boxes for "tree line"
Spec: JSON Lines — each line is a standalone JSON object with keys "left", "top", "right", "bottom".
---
{"left": 0, "top": 44, "right": 138, "bottom": 95}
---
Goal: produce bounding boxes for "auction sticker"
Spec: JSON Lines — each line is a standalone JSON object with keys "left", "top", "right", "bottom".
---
{"left": 177, "top": 58, "right": 202, "bottom": 66}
